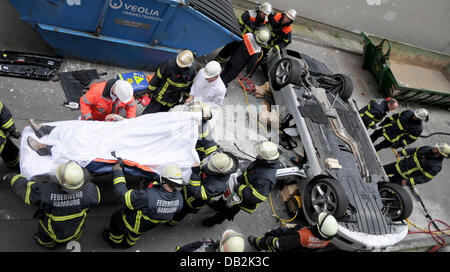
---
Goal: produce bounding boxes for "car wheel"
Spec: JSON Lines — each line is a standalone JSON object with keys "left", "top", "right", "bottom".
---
{"left": 304, "top": 177, "right": 349, "bottom": 220}
{"left": 379, "top": 183, "right": 413, "bottom": 221}
{"left": 332, "top": 74, "right": 353, "bottom": 100}
{"left": 269, "top": 57, "right": 302, "bottom": 91}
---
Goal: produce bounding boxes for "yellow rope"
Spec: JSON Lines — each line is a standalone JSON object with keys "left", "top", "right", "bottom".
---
{"left": 268, "top": 192, "right": 298, "bottom": 223}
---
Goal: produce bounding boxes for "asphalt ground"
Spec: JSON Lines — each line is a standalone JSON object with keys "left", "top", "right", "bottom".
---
{"left": 0, "top": 0, "right": 449, "bottom": 256}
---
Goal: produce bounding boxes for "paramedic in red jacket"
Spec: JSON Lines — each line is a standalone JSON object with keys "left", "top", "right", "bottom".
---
{"left": 80, "top": 79, "right": 136, "bottom": 121}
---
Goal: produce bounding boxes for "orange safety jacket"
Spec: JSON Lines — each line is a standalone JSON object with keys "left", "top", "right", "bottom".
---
{"left": 298, "top": 227, "right": 331, "bottom": 249}
{"left": 80, "top": 79, "right": 137, "bottom": 121}
{"left": 268, "top": 12, "right": 293, "bottom": 50}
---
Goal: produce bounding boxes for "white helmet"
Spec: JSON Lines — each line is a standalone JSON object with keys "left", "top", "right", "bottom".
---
{"left": 176, "top": 49, "right": 194, "bottom": 68}
{"left": 207, "top": 152, "right": 234, "bottom": 174}
{"left": 414, "top": 108, "right": 429, "bottom": 121}
{"left": 56, "top": 161, "right": 85, "bottom": 192}
{"left": 113, "top": 80, "right": 134, "bottom": 103}
{"left": 189, "top": 101, "right": 212, "bottom": 120}
{"left": 436, "top": 143, "right": 450, "bottom": 158}
{"left": 317, "top": 212, "right": 338, "bottom": 239}
{"left": 161, "top": 163, "right": 183, "bottom": 187}
{"left": 219, "top": 229, "right": 245, "bottom": 252}
{"left": 255, "top": 141, "right": 279, "bottom": 160}
{"left": 285, "top": 9, "right": 297, "bottom": 20}
{"left": 259, "top": 2, "right": 272, "bottom": 15}
{"left": 255, "top": 28, "right": 271, "bottom": 45}
{"left": 203, "top": 61, "right": 221, "bottom": 79}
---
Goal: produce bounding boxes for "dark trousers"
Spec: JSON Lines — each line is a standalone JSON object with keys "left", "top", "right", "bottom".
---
{"left": 383, "top": 162, "right": 405, "bottom": 185}
{"left": 35, "top": 220, "right": 82, "bottom": 248}
{"left": 205, "top": 198, "right": 241, "bottom": 224}
{"left": 1, "top": 137, "right": 20, "bottom": 171}
{"left": 216, "top": 41, "right": 240, "bottom": 62}
{"left": 370, "top": 129, "right": 393, "bottom": 151}
{"left": 107, "top": 210, "right": 143, "bottom": 248}
{"left": 142, "top": 98, "right": 172, "bottom": 115}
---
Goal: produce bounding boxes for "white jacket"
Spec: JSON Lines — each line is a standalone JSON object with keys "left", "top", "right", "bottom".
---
{"left": 189, "top": 68, "right": 227, "bottom": 108}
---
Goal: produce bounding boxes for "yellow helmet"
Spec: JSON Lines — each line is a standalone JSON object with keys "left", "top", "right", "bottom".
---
{"left": 207, "top": 152, "right": 234, "bottom": 174}
{"left": 255, "top": 141, "right": 279, "bottom": 160}
{"left": 436, "top": 143, "right": 450, "bottom": 157}
{"left": 219, "top": 229, "right": 245, "bottom": 252}
{"left": 56, "top": 161, "right": 85, "bottom": 192}
{"left": 317, "top": 212, "right": 338, "bottom": 238}
{"left": 255, "top": 27, "right": 271, "bottom": 45}
{"left": 161, "top": 163, "right": 183, "bottom": 187}
{"left": 176, "top": 50, "right": 194, "bottom": 68}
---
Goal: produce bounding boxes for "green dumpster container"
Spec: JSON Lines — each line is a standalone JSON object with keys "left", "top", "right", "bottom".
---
{"left": 361, "top": 32, "right": 450, "bottom": 108}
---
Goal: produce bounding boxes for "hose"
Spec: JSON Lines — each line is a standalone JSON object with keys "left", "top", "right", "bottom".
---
{"left": 419, "top": 132, "right": 450, "bottom": 138}
{"left": 268, "top": 191, "right": 298, "bottom": 223}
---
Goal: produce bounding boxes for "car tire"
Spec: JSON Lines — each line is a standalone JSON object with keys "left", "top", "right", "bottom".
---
{"left": 269, "top": 57, "right": 302, "bottom": 91}
{"left": 378, "top": 182, "right": 413, "bottom": 221}
{"left": 303, "top": 177, "right": 349, "bottom": 220}
{"left": 332, "top": 74, "right": 353, "bottom": 100}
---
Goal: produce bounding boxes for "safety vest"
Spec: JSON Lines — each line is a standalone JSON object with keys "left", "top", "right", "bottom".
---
{"left": 243, "top": 33, "right": 263, "bottom": 56}
{"left": 298, "top": 227, "right": 331, "bottom": 249}
{"left": 267, "top": 12, "right": 292, "bottom": 50}
{"left": 80, "top": 79, "right": 137, "bottom": 121}
{"left": 395, "top": 147, "right": 439, "bottom": 186}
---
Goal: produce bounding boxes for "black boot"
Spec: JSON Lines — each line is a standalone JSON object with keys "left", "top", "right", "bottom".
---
{"left": 102, "top": 229, "right": 122, "bottom": 249}
{"left": 28, "top": 118, "right": 55, "bottom": 138}
{"left": 27, "top": 136, "right": 52, "bottom": 156}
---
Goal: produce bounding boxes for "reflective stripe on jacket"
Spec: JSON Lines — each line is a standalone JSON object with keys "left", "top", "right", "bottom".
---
{"left": 237, "top": 159, "right": 278, "bottom": 214}
{"left": 112, "top": 168, "right": 183, "bottom": 234}
{"left": 147, "top": 58, "right": 196, "bottom": 108}
{"left": 267, "top": 12, "right": 292, "bottom": 50}
{"left": 381, "top": 110, "right": 422, "bottom": 147}
{"left": 359, "top": 99, "right": 388, "bottom": 129}
{"left": 6, "top": 173, "right": 100, "bottom": 242}
{"left": 80, "top": 79, "right": 137, "bottom": 121}
{"left": 239, "top": 9, "right": 268, "bottom": 34}
{"left": 395, "top": 146, "right": 443, "bottom": 185}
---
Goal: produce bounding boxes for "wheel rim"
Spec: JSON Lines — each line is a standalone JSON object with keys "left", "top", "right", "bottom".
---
{"left": 379, "top": 187, "right": 403, "bottom": 219}
{"left": 275, "top": 59, "right": 291, "bottom": 86}
{"left": 310, "top": 182, "right": 339, "bottom": 214}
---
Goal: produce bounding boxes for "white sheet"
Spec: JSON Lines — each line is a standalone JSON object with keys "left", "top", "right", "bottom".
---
{"left": 20, "top": 112, "right": 201, "bottom": 181}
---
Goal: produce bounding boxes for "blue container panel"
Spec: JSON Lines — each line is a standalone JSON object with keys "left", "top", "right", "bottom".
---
{"left": 155, "top": 6, "right": 239, "bottom": 56}
{"left": 17, "top": 0, "right": 106, "bottom": 33}
{"left": 36, "top": 24, "right": 178, "bottom": 71}
{"left": 100, "top": 0, "right": 172, "bottom": 43}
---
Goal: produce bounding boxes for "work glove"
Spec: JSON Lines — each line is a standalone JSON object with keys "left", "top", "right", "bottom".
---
{"left": 9, "top": 129, "right": 21, "bottom": 139}
{"left": 112, "top": 162, "right": 123, "bottom": 172}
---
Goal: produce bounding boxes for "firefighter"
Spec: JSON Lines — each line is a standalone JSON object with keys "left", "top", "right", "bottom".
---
{"left": 175, "top": 229, "right": 245, "bottom": 252}
{"left": 201, "top": 141, "right": 279, "bottom": 227}
{"left": 0, "top": 101, "right": 21, "bottom": 171}
{"left": 142, "top": 50, "right": 197, "bottom": 114}
{"left": 80, "top": 79, "right": 136, "bottom": 121}
{"left": 2, "top": 161, "right": 100, "bottom": 248}
{"left": 215, "top": 2, "right": 272, "bottom": 63}
{"left": 189, "top": 101, "right": 218, "bottom": 163}
{"left": 359, "top": 97, "right": 398, "bottom": 129}
{"left": 169, "top": 152, "right": 239, "bottom": 225}
{"left": 383, "top": 143, "right": 449, "bottom": 186}
{"left": 103, "top": 162, "right": 184, "bottom": 248}
{"left": 220, "top": 28, "right": 271, "bottom": 88}
{"left": 247, "top": 212, "right": 337, "bottom": 252}
{"left": 267, "top": 9, "right": 296, "bottom": 52}
{"left": 370, "top": 108, "right": 428, "bottom": 151}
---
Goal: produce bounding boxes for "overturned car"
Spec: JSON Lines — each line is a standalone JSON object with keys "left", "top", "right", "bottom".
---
{"left": 267, "top": 48, "right": 413, "bottom": 251}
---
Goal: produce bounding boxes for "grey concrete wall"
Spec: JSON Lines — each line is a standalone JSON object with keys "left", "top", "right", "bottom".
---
{"left": 248, "top": 0, "right": 450, "bottom": 54}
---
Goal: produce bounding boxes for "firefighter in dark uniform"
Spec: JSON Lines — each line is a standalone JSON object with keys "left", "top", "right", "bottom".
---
{"left": 359, "top": 97, "right": 398, "bottom": 129}
{"left": 189, "top": 101, "right": 218, "bottom": 163}
{"left": 383, "top": 143, "right": 449, "bottom": 186}
{"left": 0, "top": 101, "right": 21, "bottom": 171}
{"left": 2, "top": 161, "right": 100, "bottom": 248}
{"left": 201, "top": 141, "right": 279, "bottom": 227}
{"left": 169, "top": 152, "right": 239, "bottom": 225}
{"left": 103, "top": 162, "right": 184, "bottom": 248}
{"left": 142, "top": 50, "right": 197, "bottom": 114}
{"left": 220, "top": 28, "right": 271, "bottom": 87}
{"left": 370, "top": 108, "right": 428, "bottom": 151}
{"left": 248, "top": 212, "right": 337, "bottom": 252}
{"left": 215, "top": 2, "right": 272, "bottom": 63}
{"left": 175, "top": 229, "right": 245, "bottom": 252}
{"left": 267, "top": 9, "right": 296, "bottom": 52}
